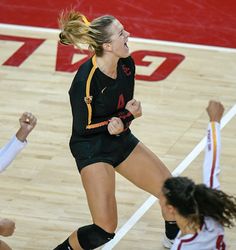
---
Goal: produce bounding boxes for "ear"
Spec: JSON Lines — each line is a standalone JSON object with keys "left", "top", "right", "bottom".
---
{"left": 103, "top": 42, "right": 112, "bottom": 51}
{"left": 166, "top": 204, "right": 176, "bottom": 216}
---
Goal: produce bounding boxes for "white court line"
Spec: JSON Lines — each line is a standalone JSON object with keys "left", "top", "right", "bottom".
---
{"left": 1, "top": 23, "right": 236, "bottom": 53}
{"left": 1, "top": 21, "right": 236, "bottom": 248}
{"left": 102, "top": 103, "right": 236, "bottom": 249}
{"left": 0, "top": 23, "right": 60, "bottom": 34}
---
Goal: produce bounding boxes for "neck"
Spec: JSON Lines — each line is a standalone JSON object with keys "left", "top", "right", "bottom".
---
{"left": 176, "top": 215, "right": 200, "bottom": 236}
{"left": 96, "top": 54, "right": 119, "bottom": 79}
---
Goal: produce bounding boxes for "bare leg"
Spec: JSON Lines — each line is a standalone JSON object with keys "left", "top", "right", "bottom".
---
{"left": 68, "top": 163, "right": 117, "bottom": 249}
{"left": 116, "top": 142, "right": 174, "bottom": 220}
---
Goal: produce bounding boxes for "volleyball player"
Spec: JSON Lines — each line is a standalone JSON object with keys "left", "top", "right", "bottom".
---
{"left": 54, "top": 10, "right": 178, "bottom": 250}
{"left": 0, "top": 112, "right": 37, "bottom": 250}
{"left": 160, "top": 101, "right": 236, "bottom": 249}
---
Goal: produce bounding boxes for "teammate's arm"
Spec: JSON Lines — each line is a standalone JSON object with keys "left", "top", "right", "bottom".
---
{"left": 203, "top": 101, "right": 224, "bottom": 189}
{"left": 0, "top": 112, "right": 37, "bottom": 172}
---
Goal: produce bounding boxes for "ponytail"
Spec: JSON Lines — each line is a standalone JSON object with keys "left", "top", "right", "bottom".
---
{"left": 194, "top": 184, "right": 236, "bottom": 228}
{"left": 59, "top": 10, "right": 94, "bottom": 46}
{"left": 163, "top": 177, "right": 236, "bottom": 228}
{"left": 58, "top": 10, "right": 115, "bottom": 56}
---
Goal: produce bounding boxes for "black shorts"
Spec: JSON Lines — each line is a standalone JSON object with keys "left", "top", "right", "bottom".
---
{"left": 70, "top": 130, "right": 139, "bottom": 172}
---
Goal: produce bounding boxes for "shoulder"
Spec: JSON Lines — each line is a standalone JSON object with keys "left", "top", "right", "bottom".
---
{"left": 69, "top": 58, "right": 95, "bottom": 94}
{"left": 74, "top": 58, "right": 94, "bottom": 82}
{"left": 203, "top": 217, "right": 224, "bottom": 233}
{"left": 172, "top": 233, "right": 198, "bottom": 250}
{"left": 120, "top": 56, "right": 135, "bottom": 67}
{"left": 119, "top": 56, "right": 135, "bottom": 76}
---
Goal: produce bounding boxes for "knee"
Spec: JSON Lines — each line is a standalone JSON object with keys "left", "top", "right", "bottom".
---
{"left": 77, "top": 224, "right": 115, "bottom": 249}
{"left": 97, "top": 218, "right": 117, "bottom": 233}
{"left": 108, "top": 221, "right": 117, "bottom": 233}
{"left": 94, "top": 211, "right": 118, "bottom": 233}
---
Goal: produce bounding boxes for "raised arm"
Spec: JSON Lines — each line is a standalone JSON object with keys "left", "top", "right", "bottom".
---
{"left": 0, "top": 112, "right": 37, "bottom": 172}
{"left": 203, "top": 101, "right": 224, "bottom": 189}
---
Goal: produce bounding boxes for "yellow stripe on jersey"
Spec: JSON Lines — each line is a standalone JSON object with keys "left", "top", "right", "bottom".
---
{"left": 86, "top": 121, "right": 109, "bottom": 129}
{"left": 86, "top": 55, "right": 97, "bottom": 125}
{"left": 210, "top": 122, "right": 217, "bottom": 188}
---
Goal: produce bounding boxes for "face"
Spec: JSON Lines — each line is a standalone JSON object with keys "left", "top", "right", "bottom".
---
{"left": 105, "top": 19, "right": 130, "bottom": 58}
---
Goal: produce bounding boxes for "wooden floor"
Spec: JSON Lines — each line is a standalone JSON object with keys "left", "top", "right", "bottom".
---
{"left": 0, "top": 26, "right": 236, "bottom": 250}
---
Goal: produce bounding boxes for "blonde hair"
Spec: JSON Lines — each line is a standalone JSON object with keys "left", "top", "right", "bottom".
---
{"left": 59, "top": 10, "right": 115, "bottom": 56}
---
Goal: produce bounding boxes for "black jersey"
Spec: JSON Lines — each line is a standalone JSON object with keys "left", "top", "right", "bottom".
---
{"left": 69, "top": 55, "right": 135, "bottom": 142}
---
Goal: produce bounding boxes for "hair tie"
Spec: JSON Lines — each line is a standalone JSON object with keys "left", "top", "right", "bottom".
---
{"left": 82, "top": 15, "right": 90, "bottom": 26}
{"left": 59, "top": 32, "right": 70, "bottom": 45}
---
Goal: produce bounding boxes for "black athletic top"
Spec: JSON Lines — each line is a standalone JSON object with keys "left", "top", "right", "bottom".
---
{"left": 69, "top": 55, "right": 136, "bottom": 150}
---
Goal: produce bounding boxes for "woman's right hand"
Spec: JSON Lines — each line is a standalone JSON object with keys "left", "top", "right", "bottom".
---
{"left": 16, "top": 112, "right": 37, "bottom": 142}
{"left": 125, "top": 99, "right": 142, "bottom": 118}
{"left": 108, "top": 117, "right": 124, "bottom": 135}
{"left": 206, "top": 100, "right": 224, "bottom": 123}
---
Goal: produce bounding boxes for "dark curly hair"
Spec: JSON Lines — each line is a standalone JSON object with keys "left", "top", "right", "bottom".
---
{"left": 163, "top": 177, "right": 236, "bottom": 228}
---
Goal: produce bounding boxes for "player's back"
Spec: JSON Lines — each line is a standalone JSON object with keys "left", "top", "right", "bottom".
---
{"left": 171, "top": 217, "right": 225, "bottom": 250}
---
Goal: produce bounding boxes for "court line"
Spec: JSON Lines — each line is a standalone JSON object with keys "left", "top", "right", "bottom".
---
{"left": 102, "top": 103, "right": 236, "bottom": 249}
{"left": 1, "top": 23, "right": 236, "bottom": 53}
{"left": 1, "top": 21, "right": 236, "bottom": 248}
